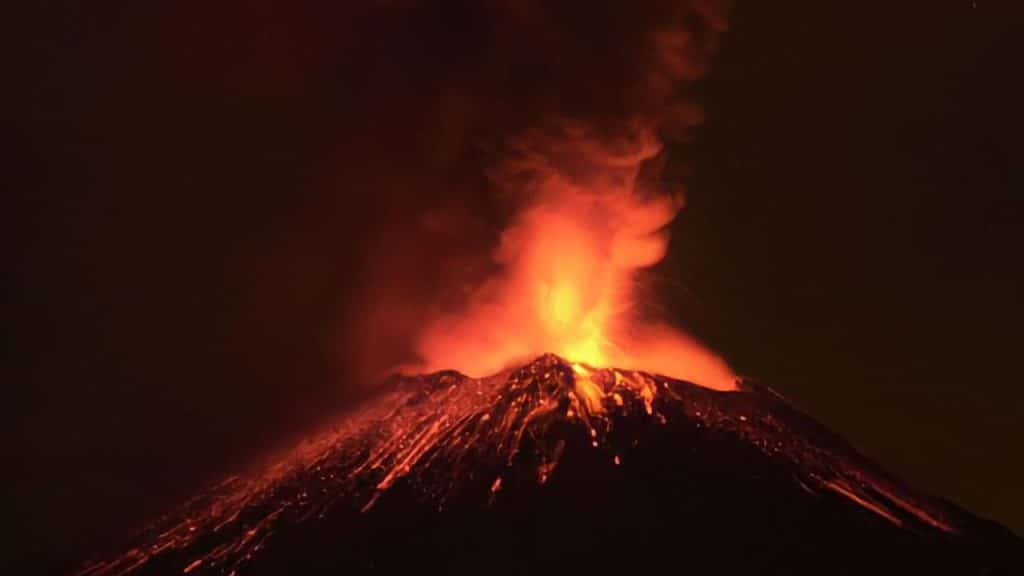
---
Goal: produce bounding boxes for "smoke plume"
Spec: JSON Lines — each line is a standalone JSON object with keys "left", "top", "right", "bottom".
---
{"left": 355, "top": 1, "right": 735, "bottom": 390}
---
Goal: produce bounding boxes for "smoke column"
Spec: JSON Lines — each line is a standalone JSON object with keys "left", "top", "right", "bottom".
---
{"left": 355, "top": 1, "right": 735, "bottom": 390}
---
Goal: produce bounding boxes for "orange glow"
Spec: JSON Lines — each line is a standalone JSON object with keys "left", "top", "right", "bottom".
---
{"left": 412, "top": 121, "right": 736, "bottom": 391}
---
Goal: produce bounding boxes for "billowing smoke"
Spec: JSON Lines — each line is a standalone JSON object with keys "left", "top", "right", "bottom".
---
{"left": 353, "top": 1, "right": 735, "bottom": 390}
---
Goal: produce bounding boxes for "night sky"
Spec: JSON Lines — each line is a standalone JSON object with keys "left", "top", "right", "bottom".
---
{"left": 13, "top": 1, "right": 1020, "bottom": 572}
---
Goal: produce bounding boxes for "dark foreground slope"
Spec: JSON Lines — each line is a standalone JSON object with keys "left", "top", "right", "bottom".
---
{"left": 78, "top": 354, "right": 1020, "bottom": 575}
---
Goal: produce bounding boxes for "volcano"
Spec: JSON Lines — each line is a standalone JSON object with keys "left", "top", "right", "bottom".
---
{"left": 78, "top": 354, "right": 1020, "bottom": 576}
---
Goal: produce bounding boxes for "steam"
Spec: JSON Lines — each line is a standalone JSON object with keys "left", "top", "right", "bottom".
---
{"left": 408, "top": 1, "right": 735, "bottom": 390}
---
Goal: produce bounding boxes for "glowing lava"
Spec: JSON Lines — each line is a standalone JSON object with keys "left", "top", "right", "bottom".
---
{"left": 77, "top": 354, "right": 967, "bottom": 576}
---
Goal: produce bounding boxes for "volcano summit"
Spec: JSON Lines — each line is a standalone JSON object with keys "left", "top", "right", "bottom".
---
{"left": 77, "top": 354, "right": 1019, "bottom": 576}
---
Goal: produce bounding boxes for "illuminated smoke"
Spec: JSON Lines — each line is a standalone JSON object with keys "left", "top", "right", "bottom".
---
{"left": 410, "top": 1, "right": 735, "bottom": 390}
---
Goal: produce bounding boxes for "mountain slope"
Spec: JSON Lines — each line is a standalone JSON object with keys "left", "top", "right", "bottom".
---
{"left": 78, "top": 354, "right": 1020, "bottom": 575}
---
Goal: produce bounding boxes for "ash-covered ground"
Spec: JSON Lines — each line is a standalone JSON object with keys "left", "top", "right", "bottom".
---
{"left": 77, "top": 354, "right": 1020, "bottom": 575}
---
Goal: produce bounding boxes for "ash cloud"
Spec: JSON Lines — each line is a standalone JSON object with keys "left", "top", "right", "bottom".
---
{"left": 348, "top": 1, "right": 733, "bottom": 385}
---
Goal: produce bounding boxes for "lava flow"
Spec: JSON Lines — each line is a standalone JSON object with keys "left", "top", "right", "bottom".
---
{"left": 77, "top": 354, "right": 1020, "bottom": 576}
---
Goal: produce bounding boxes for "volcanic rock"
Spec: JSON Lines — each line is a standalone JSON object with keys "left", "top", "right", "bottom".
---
{"left": 78, "top": 354, "right": 1020, "bottom": 575}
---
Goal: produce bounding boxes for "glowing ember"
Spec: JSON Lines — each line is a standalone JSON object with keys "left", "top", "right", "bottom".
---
{"left": 77, "top": 354, "right": 969, "bottom": 576}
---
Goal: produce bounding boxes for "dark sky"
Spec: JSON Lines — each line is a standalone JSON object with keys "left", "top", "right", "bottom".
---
{"left": 674, "top": 0, "right": 1022, "bottom": 541}
{"left": 12, "top": 1, "right": 1021, "bottom": 572}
